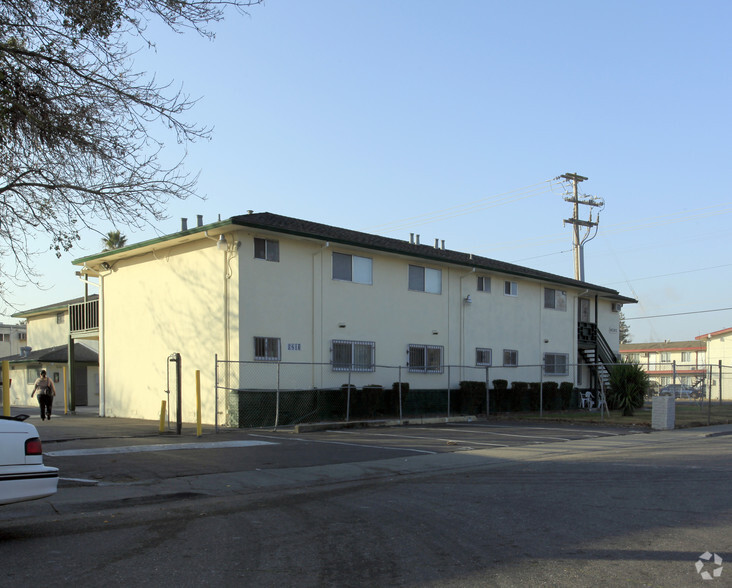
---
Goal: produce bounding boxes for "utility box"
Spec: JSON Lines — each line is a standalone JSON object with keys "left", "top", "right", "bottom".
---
{"left": 652, "top": 395, "right": 675, "bottom": 430}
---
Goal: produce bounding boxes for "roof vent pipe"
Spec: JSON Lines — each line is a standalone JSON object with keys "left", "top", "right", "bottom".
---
{"left": 441, "top": 240, "right": 445, "bottom": 250}
{"left": 197, "top": 215, "right": 203, "bottom": 227}
{"left": 410, "top": 233, "right": 414, "bottom": 244}
{"left": 181, "top": 218, "right": 188, "bottom": 231}
{"left": 434, "top": 238, "right": 439, "bottom": 248}
{"left": 416, "top": 234, "right": 420, "bottom": 245}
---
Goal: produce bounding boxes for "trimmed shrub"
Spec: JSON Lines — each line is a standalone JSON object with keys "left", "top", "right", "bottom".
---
{"left": 559, "top": 382, "right": 574, "bottom": 410}
{"left": 541, "top": 381, "right": 560, "bottom": 411}
{"left": 511, "top": 381, "right": 529, "bottom": 412}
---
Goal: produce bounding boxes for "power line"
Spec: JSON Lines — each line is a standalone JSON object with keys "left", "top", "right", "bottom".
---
{"left": 601, "top": 262, "right": 732, "bottom": 286}
{"left": 625, "top": 307, "right": 732, "bottom": 320}
{"left": 364, "top": 180, "right": 554, "bottom": 234}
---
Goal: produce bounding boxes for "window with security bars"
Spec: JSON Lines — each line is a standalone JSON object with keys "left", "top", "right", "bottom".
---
{"left": 254, "top": 337, "right": 281, "bottom": 361}
{"left": 476, "top": 348, "right": 492, "bottom": 366}
{"left": 503, "top": 349, "right": 518, "bottom": 367}
{"left": 331, "top": 340, "right": 375, "bottom": 372}
{"left": 254, "top": 237, "right": 279, "bottom": 262}
{"left": 408, "top": 344, "right": 444, "bottom": 373}
{"left": 544, "top": 353, "right": 568, "bottom": 375}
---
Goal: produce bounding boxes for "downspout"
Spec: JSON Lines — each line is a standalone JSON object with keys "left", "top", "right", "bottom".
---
{"left": 312, "top": 242, "right": 330, "bottom": 388}
{"left": 458, "top": 268, "right": 476, "bottom": 373}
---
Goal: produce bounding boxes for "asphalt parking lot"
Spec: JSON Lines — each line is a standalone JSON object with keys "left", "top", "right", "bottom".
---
{"left": 30, "top": 412, "right": 650, "bottom": 485}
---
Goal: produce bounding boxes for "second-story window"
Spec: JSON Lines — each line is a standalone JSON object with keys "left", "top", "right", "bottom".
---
{"left": 254, "top": 238, "right": 279, "bottom": 262}
{"left": 477, "top": 276, "right": 491, "bottom": 293}
{"left": 409, "top": 265, "right": 442, "bottom": 294}
{"left": 681, "top": 351, "right": 692, "bottom": 362}
{"left": 332, "top": 252, "right": 373, "bottom": 284}
{"left": 660, "top": 352, "right": 671, "bottom": 363}
{"left": 503, "top": 349, "right": 518, "bottom": 366}
{"left": 56, "top": 312, "right": 65, "bottom": 324}
{"left": 544, "top": 288, "right": 567, "bottom": 311}
{"left": 504, "top": 281, "right": 518, "bottom": 297}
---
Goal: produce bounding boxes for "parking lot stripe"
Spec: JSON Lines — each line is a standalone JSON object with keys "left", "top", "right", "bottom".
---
{"left": 45, "top": 440, "right": 275, "bottom": 457}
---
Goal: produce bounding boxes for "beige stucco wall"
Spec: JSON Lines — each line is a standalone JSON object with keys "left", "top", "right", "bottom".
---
{"left": 95, "top": 227, "right": 625, "bottom": 424}
{"left": 100, "top": 236, "right": 236, "bottom": 423}
{"left": 27, "top": 312, "right": 69, "bottom": 350}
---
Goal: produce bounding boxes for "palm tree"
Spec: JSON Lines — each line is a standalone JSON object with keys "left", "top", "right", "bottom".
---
{"left": 102, "top": 230, "right": 127, "bottom": 251}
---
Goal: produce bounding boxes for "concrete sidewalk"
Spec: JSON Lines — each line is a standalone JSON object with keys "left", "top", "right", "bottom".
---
{"left": 8, "top": 405, "right": 223, "bottom": 443}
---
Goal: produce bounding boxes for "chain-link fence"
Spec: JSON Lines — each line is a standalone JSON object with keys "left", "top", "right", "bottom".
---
{"left": 214, "top": 357, "right": 732, "bottom": 430}
{"left": 214, "top": 358, "right": 588, "bottom": 429}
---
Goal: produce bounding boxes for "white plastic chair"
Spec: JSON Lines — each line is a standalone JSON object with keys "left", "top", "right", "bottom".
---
{"left": 580, "top": 391, "right": 595, "bottom": 409}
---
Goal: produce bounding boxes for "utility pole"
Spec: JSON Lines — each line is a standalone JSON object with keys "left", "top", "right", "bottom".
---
{"left": 560, "top": 173, "right": 603, "bottom": 281}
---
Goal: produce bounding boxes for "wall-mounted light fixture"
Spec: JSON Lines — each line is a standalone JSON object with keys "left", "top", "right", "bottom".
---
{"left": 338, "top": 323, "right": 346, "bottom": 329}
{"left": 216, "top": 234, "right": 227, "bottom": 251}
{"left": 464, "top": 295, "right": 472, "bottom": 304}
{"left": 101, "top": 262, "right": 111, "bottom": 270}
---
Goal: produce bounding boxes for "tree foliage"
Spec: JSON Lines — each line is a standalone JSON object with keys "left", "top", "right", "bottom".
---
{"left": 102, "top": 230, "right": 128, "bottom": 251}
{"left": 0, "top": 0, "right": 261, "bottom": 302}
{"left": 619, "top": 311, "right": 631, "bottom": 343}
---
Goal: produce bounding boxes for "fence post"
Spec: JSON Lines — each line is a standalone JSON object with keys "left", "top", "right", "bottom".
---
{"left": 346, "top": 368, "right": 352, "bottom": 422}
{"left": 447, "top": 365, "right": 451, "bottom": 419}
{"left": 485, "top": 366, "right": 490, "bottom": 417}
{"left": 719, "top": 360, "right": 723, "bottom": 405}
{"left": 539, "top": 363, "right": 544, "bottom": 418}
{"left": 274, "top": 362, "right": 281, "bottom": 431}
{"left": 398, "top": 366, "right": 403, "bottom": 422}
{"left": 708, "top": 364, "right": 712, "bottom": 425}
{"left": 214, "top": 353, "right": 219, "bottom": 433}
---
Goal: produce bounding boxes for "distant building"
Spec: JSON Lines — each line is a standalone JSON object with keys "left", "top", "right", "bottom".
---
{"left": 0, "top": 322, "right": 27, "bottom": 358}
{"left": 620, "top": 340, "right": 707, "bottom": 393}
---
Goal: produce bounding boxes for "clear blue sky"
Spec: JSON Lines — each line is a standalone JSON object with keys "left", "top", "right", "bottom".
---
{"left": 3, "top": 1, "right": 731, "bottom": 344}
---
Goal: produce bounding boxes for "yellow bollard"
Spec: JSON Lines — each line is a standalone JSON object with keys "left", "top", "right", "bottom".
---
{"left": 62, "top": 365, "right": 67, "bottom": 414}
{"left": 2, "top": 361, "right": 10, "bottom": 416}
{"left": 159, "top": 400, "right": 166, "bottom": 433}
{"left": 196, "top": 370, "right": 202, "bottom": 437}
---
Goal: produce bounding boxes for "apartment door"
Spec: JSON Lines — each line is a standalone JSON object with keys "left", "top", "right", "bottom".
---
{"left": 578, "top": 298, "right": 591, "bottom": 322}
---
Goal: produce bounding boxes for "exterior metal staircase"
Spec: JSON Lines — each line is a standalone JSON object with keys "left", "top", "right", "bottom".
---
{"left": 578, "top": 321, "right": 618, "bottom": 393}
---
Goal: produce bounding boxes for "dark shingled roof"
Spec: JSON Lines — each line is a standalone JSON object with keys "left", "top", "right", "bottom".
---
{"left": 232, "top": 212, "right": 635, "bottom": 302}
{"left": 0, "top": 342, "right": 98, "bottom": 364}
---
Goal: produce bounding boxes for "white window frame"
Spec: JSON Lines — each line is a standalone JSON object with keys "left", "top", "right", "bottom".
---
{"left": 408, "top": 344, "right": 444, "bottom": 373}
{"left": 254, "top": 337, "right": 281, "bottom": 361}
{"left": 331, "top": 340, "right": 375, "bottom": 372}
{"left": 660, "top": 352, "right": 671, "bottom": 363}
{"left": 504, "top": 281, "right": 518, "bottom": 297}
{"left": 408, "top": 265, "right": 442, "bottom": 294}
{"left": 503, "top": 349, "right": 518, "bottom": 367}
{"left": 544, "top": 288, "right": 567, "bottom": 311}
{"left": 477, "top": 276, "right": 491, "bottom": 293}
{"left": 681, "top": 351, "right": 692, "bottom": 362}
{"left": 476, "top": 348, "right": 492, "bottom": 366}
{"left": 544, "top": 353, "right": 569, "bottom": 375}
{"left": 254, "top": 237, "right": 280, "bottom": 262}
{"left": 332, "top": 252, "right": 373, "bottom": 285}
{"left": 0, "top": 333, "right": 9, "bottom": 343}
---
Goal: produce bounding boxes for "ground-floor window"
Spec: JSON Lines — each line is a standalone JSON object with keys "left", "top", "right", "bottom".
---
{"left": 544, "top": 353, "right": 569, "bottom": 375}
{"left": 254, "top": 337, "right": 281, "bottom": 361}
{"left": 475, "top": 348, "right": 492, "bottom": 366}
{"left": 331, "top": 340, "right": 375, "bottom": 372}
{"left": 408, "top": 344, "right": 444, "bottom": 373}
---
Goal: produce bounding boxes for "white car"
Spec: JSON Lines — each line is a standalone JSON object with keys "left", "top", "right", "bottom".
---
{"left": 0, "top": 415, "right": 59, "bottom": 505}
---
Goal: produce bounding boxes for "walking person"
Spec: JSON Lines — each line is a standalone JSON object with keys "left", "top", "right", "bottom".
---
{"left": 31, "top": 370, "right": 56, "bottom": 420}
